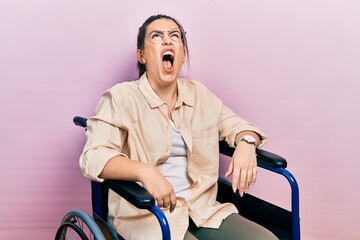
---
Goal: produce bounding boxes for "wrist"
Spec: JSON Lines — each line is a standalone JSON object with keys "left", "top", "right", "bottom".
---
{"left": 138, "top": 163, "right": 155, "bottom": 182}
{"left": 236, "top": 135, "right": 257, "bottom": 148}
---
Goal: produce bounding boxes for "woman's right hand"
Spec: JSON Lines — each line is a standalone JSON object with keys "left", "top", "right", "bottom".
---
{"left": 140, "top": 165, "right": 177, "bottom": 213}
{"left": 99, "top": 156, "right": 177, "bottom": 212}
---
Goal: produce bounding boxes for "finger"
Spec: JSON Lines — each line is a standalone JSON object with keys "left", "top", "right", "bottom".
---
{"left": 225, "top": 160, "right": 234, "bottom": 178}
{"left": 252, "top": 166, "right": 257, "bottom": 185}
{"left": 245, "top": 182, "right": 251, "bottom": 192}
{"left": 239, "top": 169, "right": 248, "bottom": 197}
{"left": 156, "top": 198, "right": 164, "bottom": 208}
{"left": 246, "top": 169, "right": 253, "bottom": 191}
{"left": 231, "top": 164, "right": 240, "bottom": 193}
{"left": 163, "top": 196, "right": 170, "bottom": 209}
{"left": 169, "top": 193, "right": 177, "bottom": 213}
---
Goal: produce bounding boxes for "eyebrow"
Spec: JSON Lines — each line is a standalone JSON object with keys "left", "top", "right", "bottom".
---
{"left": 169, "top": 29, "right": 181, "bottom": 33}
{"left": 147, "top": 30, "right": 162, "bottom": 37}
{"left": 147, "top": 28, "right": 181, "bottom": 35}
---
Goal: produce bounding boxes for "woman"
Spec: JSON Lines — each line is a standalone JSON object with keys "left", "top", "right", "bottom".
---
{"left": 80, "top": 14, "right": 278, "bottom": 240}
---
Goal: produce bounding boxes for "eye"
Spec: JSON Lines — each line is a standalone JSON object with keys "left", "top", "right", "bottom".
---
{"left": 151, "top": 32, "right": 163, "bottom": 39}
{"left": 170, "top": 31, "right": 181, "bottom": 40}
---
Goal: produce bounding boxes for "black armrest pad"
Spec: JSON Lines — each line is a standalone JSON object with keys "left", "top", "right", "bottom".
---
{"left": 256, "top": 148, "right": 287, "bottom": 168}
{"left": 104, "top": 180, "right": 155, "bottom": 209}
{"left": 219, "top": 141, "right": 287, "bottom": 168}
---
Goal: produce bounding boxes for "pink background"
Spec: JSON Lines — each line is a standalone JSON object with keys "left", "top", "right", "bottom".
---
{"left": 1, "top": 0, "right": 359, "bottom": 239}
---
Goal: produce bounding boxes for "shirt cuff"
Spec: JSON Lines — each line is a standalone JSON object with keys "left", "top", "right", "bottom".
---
{"left": 227, "top": 125, "right": 268, "bottom": 148}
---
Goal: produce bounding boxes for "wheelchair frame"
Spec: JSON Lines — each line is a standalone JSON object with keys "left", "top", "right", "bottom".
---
{"left": 55, "top": 116, "right": 300, "bottom": 240}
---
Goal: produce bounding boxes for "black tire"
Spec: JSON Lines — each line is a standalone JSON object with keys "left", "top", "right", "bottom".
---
{"left": 55, "top": 221, "right": 89, "bottom": 240}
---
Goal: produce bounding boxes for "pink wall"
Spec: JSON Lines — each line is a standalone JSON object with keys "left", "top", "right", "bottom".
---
{"left": 1, "top": 0, "right": 359, "bottom": 239}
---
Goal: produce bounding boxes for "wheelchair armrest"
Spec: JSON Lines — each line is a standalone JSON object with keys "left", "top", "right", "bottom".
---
{"left": 104, "top": 180, "right": 155, "bottom": 210}
{"left": 103, "top": 181, "right": 171, "bottom": 239}
{"left": 256, "top": 148, "right": 287, "bottom": 168}
{"left": 219, "top": 140, "right": 287, "bottom": 168}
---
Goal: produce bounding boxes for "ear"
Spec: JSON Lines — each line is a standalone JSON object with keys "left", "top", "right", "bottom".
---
{"left": 136, "top": 49, "right": 146, "bottom": 64}
{"left": 183, "top": 51, "right": 187, "bottom": 64}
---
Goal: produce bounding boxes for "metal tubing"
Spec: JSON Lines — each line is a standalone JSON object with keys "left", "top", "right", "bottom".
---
{"left": 258, "top": 163, "right": 300, "bottom": 240}
{"left": 150, "top": 205, "right": 171, "bottom": 240}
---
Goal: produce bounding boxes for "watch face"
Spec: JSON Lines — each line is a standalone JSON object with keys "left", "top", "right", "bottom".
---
{"left": 244, "top": 135, "right": 256, "bottom": 143}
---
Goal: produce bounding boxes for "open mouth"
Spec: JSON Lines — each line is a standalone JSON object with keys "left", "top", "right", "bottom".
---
{"left": 162, "top": 51, "right": 174, "bottom": 72}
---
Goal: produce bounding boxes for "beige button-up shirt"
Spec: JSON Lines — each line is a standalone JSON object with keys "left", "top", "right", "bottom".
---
{"left": 80, "top": 74, "right": 267, "bottom": 240}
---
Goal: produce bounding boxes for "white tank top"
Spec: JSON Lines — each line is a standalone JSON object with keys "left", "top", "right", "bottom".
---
{"left": 160, "top": 121, "right": 192, "bottom": 199}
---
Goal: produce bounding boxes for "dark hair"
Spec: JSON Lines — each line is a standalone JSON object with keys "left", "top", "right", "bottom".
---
{"left": 137, "top": 14, "right": 190, "bottom": 78}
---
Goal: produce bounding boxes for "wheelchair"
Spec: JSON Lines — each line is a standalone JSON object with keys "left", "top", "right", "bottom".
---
{"left": 55, "top": 116, "right": 300, "bottom": 240}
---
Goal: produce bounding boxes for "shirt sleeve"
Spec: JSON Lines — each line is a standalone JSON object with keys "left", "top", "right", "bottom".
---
{"left": 192, "top": 80, "right": 268, "bottom": 149}
{"left": 218, "top": 103, "right": 268, "bottom": 148}
{"left": 79, "top": 89, "right": 129, "bottom": 182}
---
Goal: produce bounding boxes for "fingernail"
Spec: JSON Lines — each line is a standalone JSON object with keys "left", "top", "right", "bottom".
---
{"left": 233, "top": 187, "right": 237, "bottom": 193}
{"left": 240, "top": 192, "right": 244, "bottom": 197}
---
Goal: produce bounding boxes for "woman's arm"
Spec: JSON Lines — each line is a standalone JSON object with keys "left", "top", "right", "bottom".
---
{"left": 100, "top": 155, "right": 177, "bottom": 213}
{"left": 225, "top": 130, "right": 262, "bottom": 197}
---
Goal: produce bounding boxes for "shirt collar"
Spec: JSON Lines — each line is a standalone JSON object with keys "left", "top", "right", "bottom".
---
{"left": 138, "top": 73, "right": 194, "bottom": 109}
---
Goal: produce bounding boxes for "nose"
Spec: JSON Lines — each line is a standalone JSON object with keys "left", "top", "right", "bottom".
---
{"left": 162, "top": 32, "right": 172, "bottom": 45}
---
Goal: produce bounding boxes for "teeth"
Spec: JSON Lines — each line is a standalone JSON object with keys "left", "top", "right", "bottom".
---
{"left": 163, "top": 51, "right": 174, "bottom": 56}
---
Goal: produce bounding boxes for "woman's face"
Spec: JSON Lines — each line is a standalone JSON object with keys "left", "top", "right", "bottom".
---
{"left": 137, "top": 18, "right": 186, "bottom": 85}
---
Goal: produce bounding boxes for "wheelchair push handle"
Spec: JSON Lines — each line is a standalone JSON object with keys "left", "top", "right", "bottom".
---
{"left": 73, "top": 116, "right": 87, "bottom": 128}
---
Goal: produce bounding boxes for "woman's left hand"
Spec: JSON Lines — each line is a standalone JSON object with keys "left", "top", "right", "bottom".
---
{"left": 225, "top": 141, "right": 257, "bottom": 197}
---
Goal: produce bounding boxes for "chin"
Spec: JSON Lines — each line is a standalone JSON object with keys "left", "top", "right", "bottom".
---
{"left": 161, "top": 74, "right": 178, "bottom": 83}
{"left": 160, "top": 70, "right": 179, "bottom": 81}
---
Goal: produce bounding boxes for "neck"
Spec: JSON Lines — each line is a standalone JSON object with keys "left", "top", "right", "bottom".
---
{"left": 147, "top": 77, "right": 178, "bottom": 119}
{"left": 147, "top": 76, "right": 178, "bottom": 103}
{"left": 158, "top": 86, "right": 177, "bottom": 102}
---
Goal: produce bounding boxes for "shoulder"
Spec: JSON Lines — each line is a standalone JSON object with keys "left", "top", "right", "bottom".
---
{"left": 178, "top": 79, "right": 223, "bottom": 114}
{"left": 181, "top": 79, "right": 208, "bottom": 91}
{"left": 106, "top": 80, "right": 139, "bottom": 96}
{"left": 95, "top": 80, "right": 141, "bottom": 111}
{"left": 181, "top": 79, "right": 221, "bottom": 101}
{"left": 181, "top": 79, "right": 215, "bottom": 98}
{"left": 101, "top": 80, "right": 143, "bottom": 103}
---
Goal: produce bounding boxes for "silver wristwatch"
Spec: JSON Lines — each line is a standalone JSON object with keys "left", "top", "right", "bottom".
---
{"left": 236, "top": 135, "right": 257, "bottom": 147}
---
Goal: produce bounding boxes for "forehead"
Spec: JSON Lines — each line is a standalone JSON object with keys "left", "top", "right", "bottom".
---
{"left": 146, "top": 18, "right": 180, "bottom": 32}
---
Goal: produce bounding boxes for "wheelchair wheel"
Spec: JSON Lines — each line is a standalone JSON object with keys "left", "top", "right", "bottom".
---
{"left": 55, "top": 209, "right": 106, "bottom": 240}
{"left": 55, "top": 221, "right": 89, "bottom": 240}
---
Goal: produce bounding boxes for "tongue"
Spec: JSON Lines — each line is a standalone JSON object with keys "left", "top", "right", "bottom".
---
{"left": 163, "top": 60, "right": 172, "bottom": 71}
